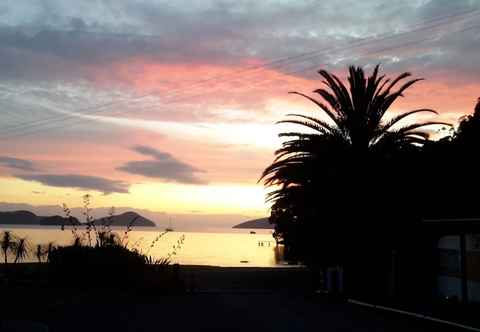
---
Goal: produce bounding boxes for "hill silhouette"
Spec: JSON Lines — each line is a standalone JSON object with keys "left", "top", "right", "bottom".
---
{"left": 233, "top": 217, "right": 272, "bottom": 229}
{"left": 92, "top": 211, "right": 156, "bottom": 227}
{"left": 0, "top": 210, "right": 155, "bottom": 227}
{"left": 0, "top": 210, "right": 80, "bottom": 226}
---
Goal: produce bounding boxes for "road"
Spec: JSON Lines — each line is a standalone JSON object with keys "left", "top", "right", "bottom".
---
{"left": 1, "top": 266, "right": 469, "bottom": 331}
{"left": 7, "top": 292, "right": 461, "bottom": 332}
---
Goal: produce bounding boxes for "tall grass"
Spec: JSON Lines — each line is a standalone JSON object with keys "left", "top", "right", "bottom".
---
{"left": 13, "top": 238, "right": 30, "bottom": 263}
{"left": 60, "top": 196, "right": 186, "bottom": 266}
{"left": 0, "top": 197, "right": 187, "bottom": 291}
{"left": 1, "top": 196, "right": 187, "bottom": 269}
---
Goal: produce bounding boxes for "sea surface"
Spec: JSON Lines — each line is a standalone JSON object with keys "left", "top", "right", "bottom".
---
{"left": 0, "top": 225, "right": 284, "bottom": 267}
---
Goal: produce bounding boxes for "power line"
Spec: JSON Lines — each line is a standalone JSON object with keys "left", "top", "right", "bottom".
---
{"left": 2, "top": 9, "right": 477, "bottom": 137}
{"left": 140, "top": 22, "right": 480, "bottom": 111}
{"left": 0, "top": 9, "right": 478, "bottom": 140}
{"left": 2, "top": 28, "right": 474, "bottom": 140}
{"left": 10, "top": 22, "right": 480, "bottom": 141}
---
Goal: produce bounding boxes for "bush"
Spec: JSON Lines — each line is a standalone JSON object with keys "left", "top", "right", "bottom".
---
{"left": 48, "top": 244, "right": 147, "bottom": 287}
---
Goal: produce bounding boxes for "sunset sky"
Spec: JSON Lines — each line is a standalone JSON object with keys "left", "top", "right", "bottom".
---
{"left": 0, "top": 0, "right": 479, "bottom": 223}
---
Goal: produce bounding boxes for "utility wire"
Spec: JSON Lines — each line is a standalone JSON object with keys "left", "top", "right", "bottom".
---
{"left": 0, "top": 9, "right": 478, "bottom": 140}
{"left": 2, "top": 9, "right": 477, "bottom": 136}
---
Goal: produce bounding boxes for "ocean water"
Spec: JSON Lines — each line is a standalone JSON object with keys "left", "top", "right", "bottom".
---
{"left": 0, "top": 226, "right": 284, "bottom": 267}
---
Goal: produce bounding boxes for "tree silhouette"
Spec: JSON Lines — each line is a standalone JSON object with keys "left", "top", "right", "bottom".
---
{"left": 1, "top": 231, "right": 16, "bottom": 264}
{"left": 423, "top": 97, "right": 480, "bottom": 218}
{"left": 262, "top": 65, "right": 447, "bottom": 189}
{"left": 455, "top": 97, "right": 480, "bottom": 145}
{"left": 261, "top": 65, "right": 448, "bottom": 278}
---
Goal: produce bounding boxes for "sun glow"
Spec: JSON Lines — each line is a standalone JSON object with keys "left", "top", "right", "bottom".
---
{"left": 0, "top": 178, "right": 268, "bottom": 216}
{"left": 115, "top": 182, "right": 268, "bottom": 215}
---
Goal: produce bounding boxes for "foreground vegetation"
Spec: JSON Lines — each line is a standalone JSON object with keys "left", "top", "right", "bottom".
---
{"left": 0, "top": 196, "right": 186, "bottom": 292}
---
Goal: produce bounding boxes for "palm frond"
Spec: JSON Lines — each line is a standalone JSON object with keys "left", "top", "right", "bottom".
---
{"left": 277, "top": 119, "right": 331, "bottom": 135}
{"left": 382, "top": 109, "right": 438, "bottom": 132}
{"left": 395, "top": 121, "right": 452, "bottom": 135}
{"left": 283, "top": 114, "right": 337, "bottom": 132}
{"left": 288, "top": 91, "right": 342, "bottom": 126}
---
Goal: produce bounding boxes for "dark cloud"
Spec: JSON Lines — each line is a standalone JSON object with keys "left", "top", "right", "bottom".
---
{"left": 16, "top": 174, "right": 129, "bottom": 194}
{"left": 132, "top": 145, "right": 173, "bottom": 160}
{"left": 117, "top": 145, "right": 205, "bottom": 184}
{"left": 3, "top": 0, "right": 479, "bottom": 84}
{"left": 0, "top": 156, "right": 37, "bottom": 171}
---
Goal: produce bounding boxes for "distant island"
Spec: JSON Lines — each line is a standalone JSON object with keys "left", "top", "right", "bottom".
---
{"left": 0, "top": 210, "right": 156, "bottom": 227}
{"left": 0, "top": 210, "right": 81, "bottom": 226}
{"left": 233, "top": 217, "right": 273, "bottom": 229}
{"left": 93, "top": 211, "right": 156, "bottom": 227}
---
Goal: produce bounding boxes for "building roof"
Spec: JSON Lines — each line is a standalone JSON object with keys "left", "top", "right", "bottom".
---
{"left": 422, "top": 217, "right": 480, "bottom": 234}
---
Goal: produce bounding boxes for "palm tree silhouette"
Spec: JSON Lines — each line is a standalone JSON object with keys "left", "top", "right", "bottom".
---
{"left": 262, "top": 65, "right": 447, "bottom": 191}
{"left": 261, "top": 65, "right": 448, "bottom": 268}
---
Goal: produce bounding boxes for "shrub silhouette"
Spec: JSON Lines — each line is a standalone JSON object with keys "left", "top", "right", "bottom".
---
{"left": 48, "top": 244, "right": 146, "bottom": 287}
{"left": 46, "top": 196, "right": 185, "bottom": 289}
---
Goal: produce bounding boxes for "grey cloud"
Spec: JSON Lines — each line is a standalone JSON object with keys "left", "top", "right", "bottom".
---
{"left": 17, "top": 174, "right": 129, "bottom": 194}
{"left": 0, "top": 0, "right": 479, "bottom": 125}
{"left": 1, "top": 0, "right": 470, "bottom": 83}
{"left": 117, "top": 145, "right": 205, "bottom": 184}
{"left": 132, "top": 145, "right": 172, "bottom": 160}
{"left": 0, "top": 156, "right": 37, "bottom": 171}
{"left": 418, "top": 0, "right": 478, "bottom": 19}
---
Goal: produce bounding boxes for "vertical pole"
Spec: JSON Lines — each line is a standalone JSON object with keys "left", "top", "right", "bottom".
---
{"left": 460, "top": 233, "right": 468, "bottom": 303}
{"left": 390, "top": 250, "right": 397, "bottom": 297}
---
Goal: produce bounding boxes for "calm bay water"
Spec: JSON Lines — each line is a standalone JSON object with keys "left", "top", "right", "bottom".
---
{"left": 0, "top": 226, "right": 284, "bottom": 267}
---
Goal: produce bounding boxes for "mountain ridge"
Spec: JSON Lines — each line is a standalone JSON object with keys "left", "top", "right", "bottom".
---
{"left": 0, "top": 210, "right": 155, "bottom": 227}
{"left": 0, "top": 202, "right": 255, "bottom": 230}
{"left": 92, "top": 211, "right": 156, "bottom": 227}
{"left": 233, "top": 217, "right": 273, "bottom": 229}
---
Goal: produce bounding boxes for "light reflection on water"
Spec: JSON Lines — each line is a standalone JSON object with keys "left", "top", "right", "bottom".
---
{"left": 0, "top": 226, "right": 284, "bottom": 267}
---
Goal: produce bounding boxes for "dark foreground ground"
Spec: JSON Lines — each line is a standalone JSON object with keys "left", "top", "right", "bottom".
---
{"left": 5, "top": 293, "right": 470, "bottom": 332}
{"left": 0, "top": 266, "right": 473, "bottom": 332}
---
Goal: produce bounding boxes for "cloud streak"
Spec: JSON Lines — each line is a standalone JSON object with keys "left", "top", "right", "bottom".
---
{"left": 117, "top": 145, "right": 205, "bottom": 184}
{"left": 0, "top": 1, "right": 479, "bottom": 85}
{"left": 17, "top": 174, "right": 129, "bottom": 194}
{"left": 0, "top": 156, "right": 37, "bottom": 171}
